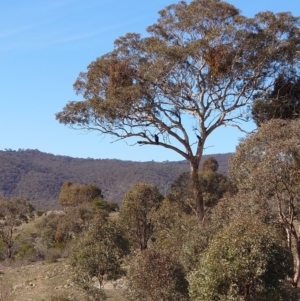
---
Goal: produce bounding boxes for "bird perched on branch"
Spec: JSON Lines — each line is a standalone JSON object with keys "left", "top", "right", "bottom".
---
{"left": 154, "top": 134, "right": 159, "bottom": 144}
{"left": 196, "top": 135, "right": 202, "bottom": 144}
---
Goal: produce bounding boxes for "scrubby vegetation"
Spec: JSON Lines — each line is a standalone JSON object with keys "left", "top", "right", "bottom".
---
{"left": 1, "top": 147, "right": 300, "bottom": 300}
{"left": 1, "top": 0, "right": 300, "bottom": 299}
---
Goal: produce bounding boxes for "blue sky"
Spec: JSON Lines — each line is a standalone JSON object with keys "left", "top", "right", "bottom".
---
{"left": 1, "top": 0, "right": 299, "bottom": 162}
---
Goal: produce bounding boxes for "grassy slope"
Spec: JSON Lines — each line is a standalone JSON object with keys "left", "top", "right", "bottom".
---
{"left": 0, "top": 213, "right": 125, "bottom": 301}
{"left": 2, "top": 258, "right": 125, "bottom": 301}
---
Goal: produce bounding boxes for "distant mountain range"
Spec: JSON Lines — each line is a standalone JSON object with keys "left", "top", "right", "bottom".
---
{"left": 0, "top": 149, "right": 232, "bottom": 210}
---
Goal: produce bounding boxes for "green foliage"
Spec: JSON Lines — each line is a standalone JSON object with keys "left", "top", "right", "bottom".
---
{"left": 69, "top": 217, "right": 129, "bottom": 300}
{"left": 151, "top": 160, "right": 236, "bottom": 271}
{"left": 35, "top": 210, "right": 44, "bottom": 217}
{"left": 125, "top": 248, "right": 189, "bottom": 301}
{"left": 15, "top": 243, "right": 35, "bottom": 260}
{"left": 252, "top": 73, "right": 300, "bottom": 126}
{"left": 166, "top": 172, "right": 195, "bottom": 213}
{"left": 37, "top": 204, "right": 99, "bottom": 250}
{"left": 150, "top": 194, "right": 211, "bottom": 272}
{"left": 230, "top": 119, "right": 300, "bottom": 285}
{"left": 230, "top": 119, "right": 300, "bottom": 200}
{"left": 118, "top": 183, "right": 163, "bottom": 250}
{"left": 199, "top": 168, "right": 237, "bottom": 208}
{"left": 189, "top": 217, "right": 296, "bottom": 301}
{"left": 37, "top": 213, "right": 68, "bottom": 249}
{"left": 92, "top": 197, "right": 119, "bottom": 212}
{"left": 166, "top": 158, "right": 236, "bottom": 213}
{"left": 199, "top": 157, "right": 237, "bottom": 208}
{"left": 0, "top": 238, "right": 5, "bottom": 260}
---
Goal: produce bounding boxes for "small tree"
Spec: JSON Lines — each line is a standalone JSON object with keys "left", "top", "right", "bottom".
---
{"left": 59, "top": 181, "right": 103, "bottom": 208}
{"left": 201, "top": 157, "right": 219, "bottom": 172}
{"left": 0, "top": 196, "right": 34, "bottom": 259}
{"left": 70, "top": 218, "right": 129, "bottom": 300}
{"left": 230, "top": 119, "right": 300, "bottom": 286}
{"left": 199, "top": 158, "right": 237, "bottom": 208}
{"left": 118, "top": 183, "right": 163, "bottom": 250}
{"left": 37, "top": 205, "right": 98, "bottom": 249}
{"left": 150, "top": 160, "right": 236, "bottom": 270}
{"left": 152, "top": 197, "right": 213, "bottom": 273}
{"left": 125, "top": 248, "right": 189, "bottom": 301}
{"left": 164, "top": 158, "right": 236, "bottom": 214}
{"left": 189, "top": 216, "right": 297, "bottom": 301}
{"left": 151, "top": 190, "right": 198, "bottom": 249}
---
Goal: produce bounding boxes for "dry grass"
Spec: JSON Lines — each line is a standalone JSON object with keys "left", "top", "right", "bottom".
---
{"left": 0, "top": 213, "right": 126, "bottom": 301}
{"left": 0, "top": 278, "right": 13, "bottom": 301}
{"left": 1, "top": 258, "right": 84, "bottom": 301}
{"left": 1, "top": 258, "right": 126, "bottom": 301}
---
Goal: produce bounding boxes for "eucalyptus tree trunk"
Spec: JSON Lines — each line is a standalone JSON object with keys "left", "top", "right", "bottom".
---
{"left": 7, "top": 245, "right": 12, "bottom": 259}
{"left": 291, "top": 229, "right": 300, "bottom": 286}
{"left": 190, "top": 157, "right": 204, "bottom": 222}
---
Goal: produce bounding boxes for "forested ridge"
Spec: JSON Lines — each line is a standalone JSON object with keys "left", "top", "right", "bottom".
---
{"left": 0, "top": 149, "right": 231, "bottom": 210}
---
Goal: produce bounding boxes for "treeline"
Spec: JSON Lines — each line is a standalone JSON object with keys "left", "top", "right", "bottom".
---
{"left": 0, "top": 149, "right": 231, "bottom": 210}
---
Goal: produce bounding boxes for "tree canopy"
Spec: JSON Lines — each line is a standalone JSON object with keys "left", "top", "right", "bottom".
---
{"left": 56, "top": 0, "right": 300, "bottom": 220}
{"left": 70, "top": 218, "right": 129, "bottom": 300}
{"left": 125, "top": 248, "right": 189, "bottom": 301}
{"left": 0, "top": 196, "right": 34, "bottom": 259}
{"left": 58, "top": 181, "right": 103, "bottom": 208}
{"left": 189, "top": 216, "right": 296, "bottom": 301}
{"left": 252, "top": 73, "right": 300, "bottom": 126}
{"left": 118, "top": 183, "right": 163, "bottom": 250}
{"left": 230, "top": 119, "right": 300, "bottom": 286}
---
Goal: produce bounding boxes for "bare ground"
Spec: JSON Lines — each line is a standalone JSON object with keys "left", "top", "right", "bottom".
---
{"left": 1, "top": 258, "right": 125, "bottom": 301}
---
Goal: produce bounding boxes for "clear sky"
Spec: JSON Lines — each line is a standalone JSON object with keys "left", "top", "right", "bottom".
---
{"left": 1, "top": 0, "right": 299, "bottom": 162}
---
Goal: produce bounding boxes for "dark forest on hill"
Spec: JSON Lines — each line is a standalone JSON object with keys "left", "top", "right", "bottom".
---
{"left": 0, "top": 149, "right": 232, "bottom": 210}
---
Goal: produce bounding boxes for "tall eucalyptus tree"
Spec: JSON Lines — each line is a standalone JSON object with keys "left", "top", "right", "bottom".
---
{"left": 56, "top": 0, "right": 300, "bottom": 220}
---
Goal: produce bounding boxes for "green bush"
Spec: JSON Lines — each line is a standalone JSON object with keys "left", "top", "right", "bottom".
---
{"left": 35, "top": 210, "right": 44, "bottom": 217}
{"left": 15, "top": 243, "right": 36, "bottom": 261}
{"left": 189, "top": 216, "right": 297, "bottom": 301}
{"left": 125, "top": 248, "right": 189, "bottom": 301}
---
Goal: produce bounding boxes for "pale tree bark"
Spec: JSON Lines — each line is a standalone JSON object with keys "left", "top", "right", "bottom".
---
{"left": 277, "top": 189, "right": 300, "bottom": 286}
{"left": 292, "top": 232, "right": 300, "bottom": 286}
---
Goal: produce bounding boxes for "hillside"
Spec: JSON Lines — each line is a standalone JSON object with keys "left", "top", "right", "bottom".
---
{"left": 0, "top": 149, "right": 232, "bottom": 210}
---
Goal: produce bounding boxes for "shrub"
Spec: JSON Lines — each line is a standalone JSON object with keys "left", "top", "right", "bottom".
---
{"left": 35, "top": 210, "right": 44, "bottom": 217}
{"left": 15, "top": 243, "right": 36, "bottom": 262}
{"left": 125, "top": 248, "right": 189, "bottom": 301}
{"left": 70, "top": 218, "right": 129, "bottom": 301}
{"left": 189, "top": 216, "right": 297, "bottom": 301}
